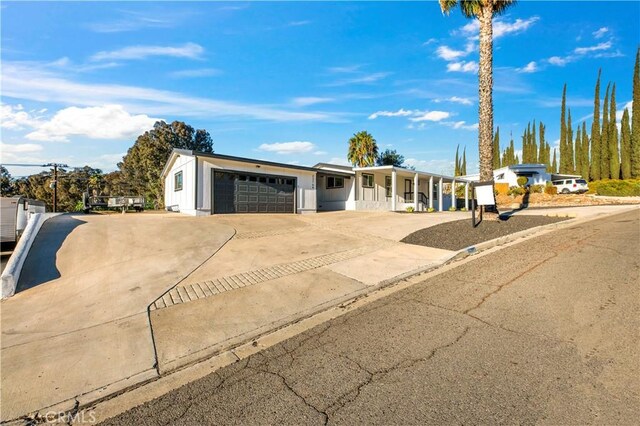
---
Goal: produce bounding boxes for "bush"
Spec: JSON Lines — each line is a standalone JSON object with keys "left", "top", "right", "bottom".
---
{"left": 588, "top": 179, "right": 640, "bottom": 197}
{"left": 427, "top": 207, "right": 436, "bottom": 213}
{"left": 517, "top": 176, "right": 528, "bottom": 187}
{"left": 544, "top": 185, "right": 558, "bottom": 195}
{"left": 448, "top": 206, "right": 457, "bottom": 211}
{"left": 529, "top": 184, "right": 544, "bottom": 194}
{"left": 507, "top": 186, "right": 525, "bottom": 196}
{"left": 406, "top": 206, "right": 415, "bottom": 213}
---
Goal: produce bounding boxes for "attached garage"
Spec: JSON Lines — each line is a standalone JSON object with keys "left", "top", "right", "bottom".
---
{"left": 163, "top": 149, "right": 317, "bottom": 216}
{"left": 213, "top": 171, "right": 295, "bottom": 214}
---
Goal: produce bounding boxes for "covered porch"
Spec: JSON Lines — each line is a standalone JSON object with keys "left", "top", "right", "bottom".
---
{"left": 352, "top": 166, "right": 471, "bottom": 212}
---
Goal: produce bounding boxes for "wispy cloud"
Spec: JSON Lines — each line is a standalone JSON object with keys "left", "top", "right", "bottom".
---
{"left": 458, "top": 16, "right": 539, "bottom": 40}
{"left": 410, "top": 111, "right": 450, "bottom": 122}
{"left": 169, "top": 68, "right": 222, "bottom": 78}
{"left": 90, "top": 43, "right": 204, "bottom": 62}
{"left": 2, "top": 62, "right": 339, "bottom": 123}
{"left": 369, "top": 108, "right": 451, "bottom": 123}
{"left": 258, "top": 141, "right": 316, "bottom": 155}
{"left": 547, "top": 40, "right": 618, "bottom": 67}
{"left": 287, "top": 20, "right": 311, "bottom": 27}
{"left": 436, "top": 43, "right": 474, "bottom": 61}
{"left": 517, "top": 61, "right": 538, "bottom": 73}
{"left": 326, "top": 71, "right": 391, "bottom": 87}
{"left": 327, "top": 64, "right": 363, "bottom": 73}
{"left": 574, "top": 41, "right": 612, "bottom": 55}
{"left": 593, "top": 27, "right": 609, "bottom": 39}
{"left": 1, "top": 104, "right": 45, "bottom": 130}
{"left": 86, "top": 10, "right": 185, "bottom": 33}
{"left": 0, "top": 142, "right": 44, "bottom": 153}
{"left": 434, "top": 96, "right": 473, "bottom": 105}
{"left": 368, "top": 109, "right": 415, "bottom": 120}
{"left": 447, "top": 61, "right": 478, "bottom": 73}
{"left": 291, "top": 97, "right": 335, "bottom": 107}
{"left": 442, "top": 121, "right": 478, "bottom": 131}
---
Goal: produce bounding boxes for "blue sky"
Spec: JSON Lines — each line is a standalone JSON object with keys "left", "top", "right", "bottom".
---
{"left": 2, "top": 1, "right": 638, "bottom": 177}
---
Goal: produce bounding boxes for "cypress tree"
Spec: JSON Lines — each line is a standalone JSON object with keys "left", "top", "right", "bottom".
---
{"left": 510, "top": 137, "right": 516, "bottom": 165}
{"left": 493, "top": 128, "right": 501, "bottom": 169}
{"left": 552, "top": 149, "right": 557, "bottom": 173}
{"left": 621, "top": 108, "right": 632, "bottom": 179}
{"left": 591, "top": 70, "right": 602, "bottom": 180}
{"left": 567, "top": 110, "right": 574, "bottom": 173}
{"left": 538, "top": 122, "right": 545, "bottom": 165}
{"left": 462, "top": 147, "right": 467, "bottom": 175}
{"left": 609, "top": 83, "right": 620, "bottom": 179}
{"left": 454, "top": 144, "right": 460, "bottom": 176}
{"left": 601, "top": 83, "right": 611, "bottom": 179}
{"left": 581, "top": 122, "right": 590, "bottom": 180}
{"left": 532, "top": 120, "right": 538, "bottom": 163}
{"left": 632, "top": 48, "right": 640, "bottom": 178}
{"left": 575, "top": 125, "right": 582, "bottom": 176}
{"left": 560, "top": 84, "right": 567, "bottom": 173}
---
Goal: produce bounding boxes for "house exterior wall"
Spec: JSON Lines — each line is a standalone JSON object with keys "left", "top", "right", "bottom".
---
{"left": 316, "top": 175, "right": 354, "bottom": 211}
{"left": 164, "top": 155, "right": 196, "bottom": 215}
{"left": 198, "top": 157, "right": 317, "bottom": 215}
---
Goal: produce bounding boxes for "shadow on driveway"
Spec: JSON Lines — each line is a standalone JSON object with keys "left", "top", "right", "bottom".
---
{"left": 16, "top": 215, "right": 86, "bottom": 293}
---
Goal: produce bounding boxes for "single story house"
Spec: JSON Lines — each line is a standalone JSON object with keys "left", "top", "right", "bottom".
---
{"left": 162, "top": 149, "right": 470, "bottom": 215}
{"left": 461, "top": 164, "right": 582, "bottom": 187}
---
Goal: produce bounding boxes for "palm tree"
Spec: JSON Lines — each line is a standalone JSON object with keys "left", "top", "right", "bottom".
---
{"left": 348, "top": 131, "right": 379, "bottom": 167}
{"left": 439, "top": 0, "right": 516, "bottom": 183}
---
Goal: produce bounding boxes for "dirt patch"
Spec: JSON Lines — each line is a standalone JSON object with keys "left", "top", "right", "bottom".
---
{"left": 401, "top": 215, "right": 569, "bottom": 251}
{"left": 496, "top": 192, "right": 640, "bottom": 209}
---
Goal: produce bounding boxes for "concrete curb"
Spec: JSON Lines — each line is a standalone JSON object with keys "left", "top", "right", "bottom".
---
{"left": 14, "top": 206, "right": 640, "bottom": 424}
{"left": 1, "top": 212, "right": 61, "bottom": 299}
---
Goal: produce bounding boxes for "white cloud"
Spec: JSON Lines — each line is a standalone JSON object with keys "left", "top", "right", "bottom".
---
{"left": 169, "top": 68, "right": 222, "bottom": 78}
{"left": 291, "top": 97, "right": 335, "bottom": 107}
{"left": 326, "top": 72, "right": 391, "bottom": 86}
{"left": 410, "top": 111, "right": 450, "bottom": 122}
{"left": 423, "top": 38, "right": 437, "bottom": 46}
{"left": 443, "top": 121, "right": 478, "bottom": 131}
{"left": 368, "top": 109, "right": 415, "bottom": 120}
{"left": 447, "top": 61, "right": 478, "bottom": 73}
{"left": 574, "top": 41, "right": 612, "bottom": 55}
{"left": 86, "top": 10, "right": 185, "bottom": 33}
{"left": 436, "top": 96, "right": 473, "bottom": 105}
{"left": 258, "top": 141, "right": 316, "bottom": 155}
{"left": 2, "top": 62, "right": 336, "bottom": 122}
{"left": 1, "top": 104, "right": 44, "bottom": 129}
{"left": 91, "top": 43, "right": 204, "bottom": 61}
{"left": 0, "top": 142, "right": 44, "bottom": 153}
{"left": 548, "top": 56, "right": 569, "bottom": 66}
{"left": 436, "top": 44, "right": 474, "bottom": 61}
{"left": 616, "top": 100, "right": 633, "bottom": 121}
{"left": 287, "top": 20, "right": 311, "bottom": 27}
{"left": 458, "top": 16, "right": 539, "bottom": 40}
{"left": 327, "top": 65, "right": 363, "bottom": 73}
{"left": 24, "top": 105, "right": 160, "bottom": 142}
{"left": 593, "top": 27, "right": 609, "bottom": 39}
{"left": 517, "top": 61, "right": 538, "bottom": 73}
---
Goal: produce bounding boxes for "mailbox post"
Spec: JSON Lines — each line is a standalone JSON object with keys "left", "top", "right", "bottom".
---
{"left": 471, "top": 180, "right": 497, "bottom": 227}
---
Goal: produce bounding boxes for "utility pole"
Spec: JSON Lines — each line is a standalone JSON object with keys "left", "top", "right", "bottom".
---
{"left": 45, "top": 163, "right": 68, "bottom": 213}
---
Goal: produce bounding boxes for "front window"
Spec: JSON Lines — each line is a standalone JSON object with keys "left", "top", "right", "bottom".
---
{"left": 362, "top": 174, "right": 374, "bottom": 188}
{"left": 577, "top": 179, "right": 587, "bottom": 184}
{"left": 174, "top": 171, "right": 183, "bottom": 191}
{"left": 385, "top": 176, "right": 392, "bottom": 197}
{"left": 326, "top": 176, "right": 344, "bottom": 189}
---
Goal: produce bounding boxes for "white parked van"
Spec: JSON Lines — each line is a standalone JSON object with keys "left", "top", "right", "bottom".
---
{"left": 552, "top": 178, "right": 589, "bottom": 194}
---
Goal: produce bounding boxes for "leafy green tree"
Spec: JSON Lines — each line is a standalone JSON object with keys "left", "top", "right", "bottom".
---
{"left": 601, "top": 83, "right": 611, "bottom": 179}
{"left": 552, "top": 148, "right": 557, "bottom": 173}
{"left": 591, "top": 69, "right": 602, "bottom": 180}
{"left": 439, "top": 0, "right": 516, "bottom": 183}
{"left": 632, "top": 48, "right": 640, "bottom": 178}
{"left": 376, "top": 149, "right": 405, "bottom": 167}
{"left": 492, "top": 127, "right": 501, "bottom": 169}
{"left": 454, "top": 145, "right": 460, "bottom": 176}
{"left": 1, "top": 166, "right": 15, "bottom": 196}
{"left": 347, "top": 130, "right": 378, "bottom": 167}
{"left": 609, "top": 83, "right": 620, "bottom": 179}
{"left": 581, "top": 122, "right": 590, "bottom": 180}
{"left": 461, "top": 147, "right": 467, "bottom": 175}
{"left": 621, "top": 108, "right": 632, "bottom": 179}
{"left": 119, "top": 120, "right": 213, "bottom": 209}
{"left": 567, "top": 109, "right": 574, "bottom": 173}
{"left": 575, "top": 125, "right": 582, "bottom": 177}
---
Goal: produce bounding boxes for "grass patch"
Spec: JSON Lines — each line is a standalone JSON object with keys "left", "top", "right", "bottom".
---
{"left": 588, "top": 179, "right": 640, "bottom": 197}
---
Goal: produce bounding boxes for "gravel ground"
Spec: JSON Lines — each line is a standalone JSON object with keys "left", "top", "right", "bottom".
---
{"left": 401, "top": 215, "right": 568, "bottom": 250}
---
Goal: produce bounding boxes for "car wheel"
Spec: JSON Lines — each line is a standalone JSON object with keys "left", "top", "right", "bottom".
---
{"left": 561, "top": 188, "right": 570, "bottom": 194}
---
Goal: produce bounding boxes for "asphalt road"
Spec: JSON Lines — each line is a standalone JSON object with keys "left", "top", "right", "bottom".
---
{"left": 103, "top": 209, "right": 640, "bottom": 425}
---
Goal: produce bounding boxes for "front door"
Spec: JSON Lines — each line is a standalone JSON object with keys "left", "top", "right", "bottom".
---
{"left": 404, "top": 179, "right": 413, "bottom": 202}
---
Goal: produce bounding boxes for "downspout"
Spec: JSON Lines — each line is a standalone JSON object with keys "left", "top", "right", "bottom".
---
{"left": 194, "top": 155, "right": 198, "bottom": 213}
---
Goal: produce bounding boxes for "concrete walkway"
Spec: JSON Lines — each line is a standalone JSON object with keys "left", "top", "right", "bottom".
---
{"left": 1, "top": 205, "right": 636, "bottom": 421}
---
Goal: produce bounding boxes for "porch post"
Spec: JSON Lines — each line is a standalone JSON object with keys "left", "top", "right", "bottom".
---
{"left": 451, "top": 179, "right": 456, "bottom": 210}
{"left": 464, "top": 182, "right": 469, "bottom": 210}
{"left": 413, "top": 173, "right": 419, "bottom": 211}
{"left": 438, "top": 177, "right": 443, "bottom": 211}
{"left": 428, "top": 176, "right": 434, "bottom": 209}
{"left": 391, "top": 169, "right": 397, "bottom": 211}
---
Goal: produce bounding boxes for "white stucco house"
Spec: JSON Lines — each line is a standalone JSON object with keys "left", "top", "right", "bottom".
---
{"left": 162, "top": 149, "right": 470, "bottom": 215}
{"left": 461, "top": 164, "right": 582, "bottom": 187}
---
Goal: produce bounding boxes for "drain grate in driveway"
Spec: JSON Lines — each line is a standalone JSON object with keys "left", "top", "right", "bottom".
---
{"left": 151, "top": 243, "right": 391, "bottom": 311}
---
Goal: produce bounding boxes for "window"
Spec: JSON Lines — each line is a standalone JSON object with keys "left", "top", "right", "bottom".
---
{"left": 385, "top": 176, "right": 392, "bottom": 197}
{"left": 174, "top": 171, "right": 183, "bottom": 191}
{"left": 362, "top": 174, "right": 374, "bottom": 188}
{"left": 259, "top": 176, "right": 267, "bottom": 183}
{"left": 238, "top": 175, "right": 247, "bottom": 181}
{"left": 249, "top": 176, "right": 257, "bottom": 182}
{"left": 326, "top": 176, "right": 344, "bottom": 189}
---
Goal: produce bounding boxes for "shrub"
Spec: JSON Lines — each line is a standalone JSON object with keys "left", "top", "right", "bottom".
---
{"left": 588, "top": 179, "right": 640, "bottom": 197}
{"left": 529, "top": 184, "right": 544, "bottom": 194}
{"left": 406, "top": 206, "right": 415, "bottom": 213}
{"left": 517, "top": 176, "right": 528, "bottom": 187}
{"left": 544, "top": 185, "right": 558, "bottom": 195}
{"left": 448, "top": 206, "right": 457, "bottom": 211}
{"left": 507, "top": 186, "right": 525, "bottom": 196}
{"left": 460, "top": 207, "right": 468, "bottom": 212}
{"left": 427, "top": 207, "right": 436, "bottom": 213}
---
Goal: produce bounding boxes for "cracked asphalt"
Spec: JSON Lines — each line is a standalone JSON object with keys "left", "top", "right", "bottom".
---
{"left": 102, "top": 209, "right": 640, "bottom": 425}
